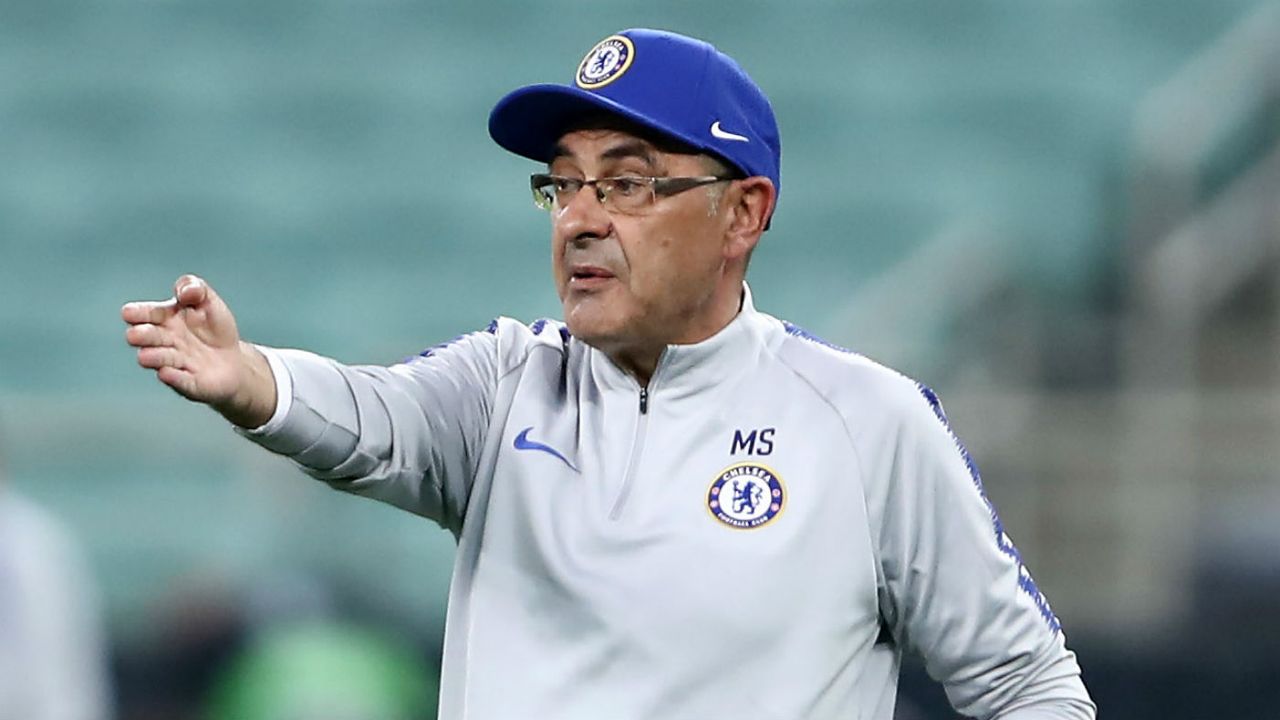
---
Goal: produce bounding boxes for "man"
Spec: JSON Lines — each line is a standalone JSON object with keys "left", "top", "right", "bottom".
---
{"left": 123, "top": 28, "right": 1095, "bottom": 720}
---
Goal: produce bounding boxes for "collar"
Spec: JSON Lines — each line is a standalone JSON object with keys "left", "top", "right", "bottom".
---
{"left": 587, "top": 283, "right": 771, "bottom": 401}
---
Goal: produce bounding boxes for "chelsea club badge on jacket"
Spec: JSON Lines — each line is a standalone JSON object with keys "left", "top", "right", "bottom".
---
{"left": 706, "top": 462, "right": 785, "bottom": 529}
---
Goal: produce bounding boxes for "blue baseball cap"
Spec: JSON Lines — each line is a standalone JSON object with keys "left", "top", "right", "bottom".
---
{"left": 489, "top": 28, "right": 781, "bottom": 208}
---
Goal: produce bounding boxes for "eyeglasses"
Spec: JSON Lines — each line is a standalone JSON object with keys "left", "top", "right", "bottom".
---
{"left": 530, "top": 173, "right": 734, "bottom": 214}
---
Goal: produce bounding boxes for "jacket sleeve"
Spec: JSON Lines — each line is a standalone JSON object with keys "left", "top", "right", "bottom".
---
{"left": 868, "top": 382, "right": 1096, "bottom": 719}
{"left": 237, "top": 325, "right": 501, "bottom": 534}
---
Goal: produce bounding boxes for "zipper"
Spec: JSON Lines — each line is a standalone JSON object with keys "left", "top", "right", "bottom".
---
{"left": 608, "top": 359, "right": 664, "bottom": 519}
{"left": 608, "top": 405, "right": 648, "bottom": 519}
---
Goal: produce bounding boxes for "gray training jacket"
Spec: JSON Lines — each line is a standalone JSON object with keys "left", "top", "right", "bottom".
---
{"left": 243, "top": 286, "right": 1095, "bottom": 720}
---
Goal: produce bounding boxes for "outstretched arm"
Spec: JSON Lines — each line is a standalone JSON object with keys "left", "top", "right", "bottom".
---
{"left": 121, "top": 274, "right": 276, "bottom": 429}
{"left": 124, "top": 274, "right": 510, "bottom": 529}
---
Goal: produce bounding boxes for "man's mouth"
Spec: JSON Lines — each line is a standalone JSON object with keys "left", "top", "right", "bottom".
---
{"left": 569, "top": 265, "right": 616, "bottom": 287}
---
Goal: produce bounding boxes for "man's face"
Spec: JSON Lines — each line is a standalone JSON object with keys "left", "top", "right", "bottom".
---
{"left": 548, "top": 128, "right": 733, "bottom": 355}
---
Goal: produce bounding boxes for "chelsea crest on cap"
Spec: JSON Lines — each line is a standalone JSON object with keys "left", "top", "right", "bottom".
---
{"left": 576, "top": 35, "right": 635, "bottom": 89}
{"left": 488, "top": 28, "right": 782, "bottom": 206}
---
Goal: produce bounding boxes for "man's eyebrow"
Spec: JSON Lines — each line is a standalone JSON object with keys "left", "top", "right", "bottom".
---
{"left": 600, "top": 141, "right": 656, "bottom": 165}
{"left": 549, "top": 140, "right": 658, "bottom": 167}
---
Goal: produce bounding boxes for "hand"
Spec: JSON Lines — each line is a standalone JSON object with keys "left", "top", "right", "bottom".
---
{"left": 122, "top": 275, "right": 277, "bottom": 428}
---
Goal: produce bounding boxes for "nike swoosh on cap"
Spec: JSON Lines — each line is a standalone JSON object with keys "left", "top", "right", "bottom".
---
{"left": 513, "top": 427, "right": 579, "bottom": 472}
{"left": 710, "top": 121, "right": 750, "bottom": 142}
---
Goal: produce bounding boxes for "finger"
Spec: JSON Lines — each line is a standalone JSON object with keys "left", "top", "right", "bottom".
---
{"left": 137, "top": 346, "right": 185, "bottom": 371}
{"left": 156, "top": 366, "right": 198, "bottom": 398}
{"left": 125, "top": 323, "right": 175, "bottom": 348}
{"left": 121, "top": 298, "right": 179, "bottom": 325}
{"left": 174, "top": 275, "right": 209, "bottom": 309}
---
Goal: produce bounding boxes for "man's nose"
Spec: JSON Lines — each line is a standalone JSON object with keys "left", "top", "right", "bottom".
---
{"left": 555, "top": 184, "right": 612, "bottom": 245}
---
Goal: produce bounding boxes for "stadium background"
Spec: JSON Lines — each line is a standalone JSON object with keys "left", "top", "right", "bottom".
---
{"left": 2, "top": 0, "right": 1278, "bottom": 717}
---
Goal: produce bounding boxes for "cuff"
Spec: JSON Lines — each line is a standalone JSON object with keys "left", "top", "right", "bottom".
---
{"left": 240, "top": 345, "right": 294, "bottom": 436}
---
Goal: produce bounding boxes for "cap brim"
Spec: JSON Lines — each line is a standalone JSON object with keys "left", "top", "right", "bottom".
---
{"left": 489, "top": 83, "right": 710, "bottom": 165}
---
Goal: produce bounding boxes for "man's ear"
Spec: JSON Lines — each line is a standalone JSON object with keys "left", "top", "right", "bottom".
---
{"left": 723, "top": 177, "right": 775, "bottom": 261}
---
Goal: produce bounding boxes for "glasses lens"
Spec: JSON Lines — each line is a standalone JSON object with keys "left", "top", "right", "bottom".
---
{"left": 598, "top": 177, "right": 652, "bottom": 213}
{"left": 530, "top": 175, "right": 555, "bottom": 210}
{"left": 528, "top": 175, "right": 670, "bottom": 213}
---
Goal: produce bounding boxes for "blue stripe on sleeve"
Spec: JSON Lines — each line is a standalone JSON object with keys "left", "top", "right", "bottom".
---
{"left": 916, "top": 383, "right": 1061, "bottom": 634}
{"left": 781, "top": 319, "right": 1060, "bottom": 633}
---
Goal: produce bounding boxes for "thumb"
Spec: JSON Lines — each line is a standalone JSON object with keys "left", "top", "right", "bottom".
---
{"left": 173, "top": 274, "right": 210, "bottom": 309}
{"left": 170, "top": 274, "right": 241, "bottom": 348}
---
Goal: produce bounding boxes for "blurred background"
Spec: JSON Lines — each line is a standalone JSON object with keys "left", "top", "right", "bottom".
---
{"left": 1, "top": 0, "right": 1278, "bottom": 717}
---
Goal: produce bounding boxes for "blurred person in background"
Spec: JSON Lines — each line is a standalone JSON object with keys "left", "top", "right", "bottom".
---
{"left": 0, "top": 424, "right": 113, "bottom": 720}
{"left": 205, "top": 619, "right": 436, "bottom": 720}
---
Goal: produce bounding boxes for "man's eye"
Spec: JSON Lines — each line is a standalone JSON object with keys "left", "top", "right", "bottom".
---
{"left": 553, "top": 178, "right": 580, "bottom": 192}
{"left": 609, "top": 178, "right": 644, "bottom": 196}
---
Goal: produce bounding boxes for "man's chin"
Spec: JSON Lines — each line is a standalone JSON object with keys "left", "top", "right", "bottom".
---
{"left": 563, "top": 318, "right": 612, "bottom": 346}
{"left": 563, "top": 306, "right": 623, "bottom": 348}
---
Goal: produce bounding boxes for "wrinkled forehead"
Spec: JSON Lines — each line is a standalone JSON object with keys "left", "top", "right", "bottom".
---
{"left": 551, "top": 112, "right": 706, "bottom": 168}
